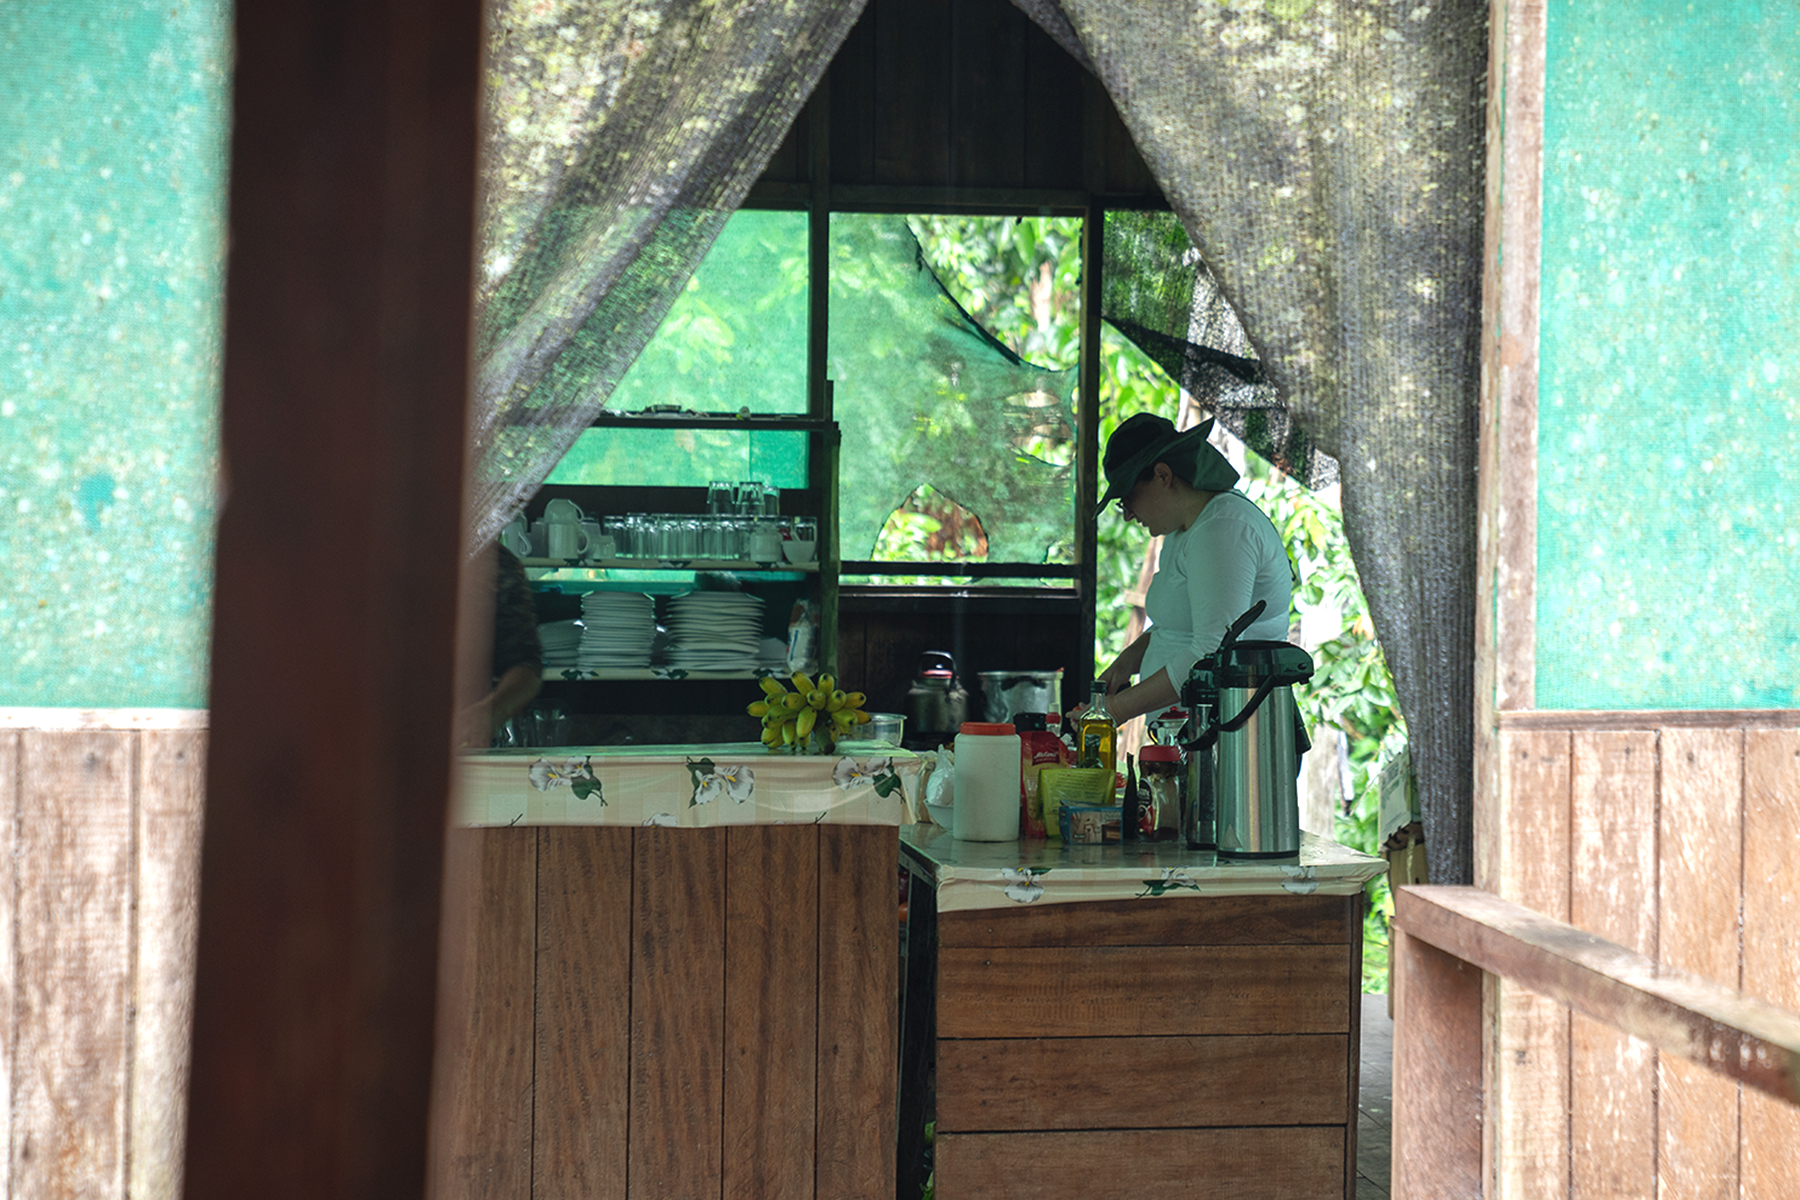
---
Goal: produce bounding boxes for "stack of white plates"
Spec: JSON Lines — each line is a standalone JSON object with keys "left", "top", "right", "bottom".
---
{"left": 664, "top": 592, "right": 766, "bottom": 673}
{"left": 537, "top": 619, "right": 584, "bottom": 669}
{"left": 578, "top": 592, "right": 656, "bottom": 671}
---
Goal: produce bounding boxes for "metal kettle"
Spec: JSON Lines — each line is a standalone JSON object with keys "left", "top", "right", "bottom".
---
{"left": 905, "top": 650, "right": 969, "bottom": 742}
{"left": 1181, "top": 603, "right": 1314, "bottom": 859}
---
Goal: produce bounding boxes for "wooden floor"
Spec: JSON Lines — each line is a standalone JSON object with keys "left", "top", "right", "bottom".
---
{"left": 1356, "top": 993, "right": 1394, "bottom": 1200}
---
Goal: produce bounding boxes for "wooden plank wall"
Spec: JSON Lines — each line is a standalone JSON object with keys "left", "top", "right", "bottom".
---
{"left": 434, "top": 823, "right": 897, "bottom": 1200}
{"left": 1484, "top": 715, "right": 1800, "bottom": 1199}
{"left": 0, "top": 718, "right": 207, "bottom": 1200}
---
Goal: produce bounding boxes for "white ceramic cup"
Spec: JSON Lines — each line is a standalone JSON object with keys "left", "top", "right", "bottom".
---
{"left": 544, "top": 498, "right": 585, "bottom": 523}
{"left": 500, "top": 523, "right": 531, "bottom": 558}
{"left": 546, "top": 521, "right": 591, "bottom": 560}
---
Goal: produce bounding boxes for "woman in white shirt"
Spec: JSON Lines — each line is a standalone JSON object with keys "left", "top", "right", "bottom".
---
{"left": 1081, "top": 412, "right": 1292, "bottom": 725}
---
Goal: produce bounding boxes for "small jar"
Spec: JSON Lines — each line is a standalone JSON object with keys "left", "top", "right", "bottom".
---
{"left": 1139, "top": 744, "right": 1183, "bottom": 842}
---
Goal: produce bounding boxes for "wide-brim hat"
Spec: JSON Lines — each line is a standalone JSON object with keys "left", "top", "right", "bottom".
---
{"left": 1096, "top": 413, "right": 1239, "bottom": 516}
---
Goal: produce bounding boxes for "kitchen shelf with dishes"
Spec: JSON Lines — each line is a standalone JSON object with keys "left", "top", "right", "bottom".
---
{"left": 521, "top": 557, "right": 817, "bottom": 574}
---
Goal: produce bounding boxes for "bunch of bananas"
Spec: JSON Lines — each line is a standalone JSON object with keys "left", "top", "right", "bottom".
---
{"left": 749, "top": 672, "right": 872, "bottom": 753}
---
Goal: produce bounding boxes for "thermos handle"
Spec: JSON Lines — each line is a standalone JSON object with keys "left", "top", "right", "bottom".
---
{"left": 1215, "top": 600, "right": 1266, "bottom": 656}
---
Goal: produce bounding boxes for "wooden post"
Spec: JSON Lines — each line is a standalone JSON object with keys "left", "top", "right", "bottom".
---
{"left": 1391, "top": 921, "right": 1486, "bottom": 1199}
{"left": 184, "top": 0, "right": 484, "bottom": 1194}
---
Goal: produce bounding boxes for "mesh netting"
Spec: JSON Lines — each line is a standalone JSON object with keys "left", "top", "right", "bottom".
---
{"left": 829, "top": 215, "right": 1078, "bottom": 564}
{"left": 1100, "top": 210, "right": 1335, "bottom": 489}
{"left": 466, "top": 0, "right": 869, "bottom": 550}
{"left": 1014, "top": 0, "right": 1487, "bottom": 881}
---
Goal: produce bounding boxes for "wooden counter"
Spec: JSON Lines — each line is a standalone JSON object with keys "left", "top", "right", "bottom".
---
{"left": 434, "top": 746, "right": 918, "bottom": 1200}
{"left": 898, "top": 827, "right": 1386, "bottom": 1200}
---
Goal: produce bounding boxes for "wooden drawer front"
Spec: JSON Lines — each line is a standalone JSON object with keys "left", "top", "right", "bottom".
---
{"left": 935, "top": 1127, "right": 1345, "bottom": 1199}
{"left": 938, "top": 893, "right": 1351, "bottom": 949}
{"left": 935, "top": 1034, "right": 1349, "bottom": 1131}
{"left": 936, "top": 944, "right": 1351, "bottom": 1038}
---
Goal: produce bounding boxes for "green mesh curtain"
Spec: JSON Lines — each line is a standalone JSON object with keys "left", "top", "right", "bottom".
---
{"left": 829, "top": 215, "right": 1077, "bottom": 564}
{"left": 1015, "top": 0, "right": 1488, "bottom": 881}
{"left": 1100, "top": 210, "right": 1334, "bottom": 489}
{"left": 466, "top": 0, "right": 867, "bottom": 551}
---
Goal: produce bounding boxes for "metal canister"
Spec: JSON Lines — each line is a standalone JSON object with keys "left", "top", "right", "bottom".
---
{"left": 1212, "top": 677, "right": 1303, "bottom": 857}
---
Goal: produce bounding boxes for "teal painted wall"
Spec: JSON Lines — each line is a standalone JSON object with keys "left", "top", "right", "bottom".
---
{"left": 1537, "top": 0, "right": 1799, "bottom": 709}
{"left": 0, "top": 1, "right": 229, "bottom": 708}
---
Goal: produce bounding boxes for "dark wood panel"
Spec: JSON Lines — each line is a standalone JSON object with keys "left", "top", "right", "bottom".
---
{"left": 630, "top": 828, "right": 728, "bottom": 1199}
{"left": 431, "top": 827, "right": 537, "bottom": 1200}
{"left": 809, "top": 0, "right": 1162, "bottom": 201}
{"left": 815, "top": 825, "right": 898, "bottom": 1200}
{"left": 1021, "top": 20, "right": 1085, "bottom": 192}
{"left": 132, "top": 729, "right": 208, "bottom": 1200}
{"left": 723, "top": 826, "right": 820, "bottom": 1200}
{"left": 936, "top": 1034, "right": 1348, "bottom": 1131}
{"left": 1390, "top": 922, "right": 1483, "bottom": 1200}
{"left": 758, "top": 95, "right": 809, "bottom": 186}
{"left": 1099, "top": 90, "right": 1161, "bottom": 198}
{"left": 935, "top": 1127, "right": 1344, "bottom": 1198}
{"left": 836, "top": 604, "right": 1084, "bottom": 726}
{"left": 827, "top": 10, "right": 878, "bottom": 186}
{"left": 938, "top": 892, "right": 1349, "bottom": 948}
{"left": 536, "top": 828, "right": 633, "bottom": 1200}
{"left": 948, "top": 0, "right": 1026, "bottom": 188}
{"left": 15, "top": 731, "right": 133, "bottom": 1196}
{"left": 871, "top": 0, "right": 952, "bottom": 187}
{"left": 936, "top": 944, "right": 1351, "bottom": 1038}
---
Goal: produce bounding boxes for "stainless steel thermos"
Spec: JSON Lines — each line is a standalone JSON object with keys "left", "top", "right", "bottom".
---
{"left": 1181, "top": 604, "right": 1314, "bottom": 859}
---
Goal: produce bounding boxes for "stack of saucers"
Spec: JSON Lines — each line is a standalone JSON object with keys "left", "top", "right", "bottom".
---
{"left": 537, "top": 619, "right": 584, "bottom": 670}
{"left": 663, "top": 591, "right": 766, "bottom": 674}
{"left": 577, "top": 591, "right": 656, "bottom": 672}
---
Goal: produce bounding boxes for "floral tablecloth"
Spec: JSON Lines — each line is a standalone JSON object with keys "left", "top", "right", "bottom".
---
{"left": 901, "top": 824, "right": 1387, "bottom": 913}
{"left": 457, "top": 741, "right": 919, "bottom": 828}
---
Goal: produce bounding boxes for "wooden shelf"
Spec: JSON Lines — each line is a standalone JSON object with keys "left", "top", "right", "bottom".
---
{"left": 541, "top": 667, "right": 775, "bottom": 682}
{"left": 522, "top": 557, "right": 818, "bottom": 573}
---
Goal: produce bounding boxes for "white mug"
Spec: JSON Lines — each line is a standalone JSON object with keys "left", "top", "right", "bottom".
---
{"left": 546, "top": 521, "right": 591, "bottom": 560}
{"left": 500, "top": 520, "right": 531, "bottom": 558}
{"left": 544, "top": 498, "right": 585, "bottom": 523}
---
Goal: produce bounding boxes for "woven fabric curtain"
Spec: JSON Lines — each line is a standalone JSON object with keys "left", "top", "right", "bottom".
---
{"left": 1016, "top": 0, "right": 1487, "bottom": 881}
{"left": 466, "top": 0, "right": 868, "bottom": 553}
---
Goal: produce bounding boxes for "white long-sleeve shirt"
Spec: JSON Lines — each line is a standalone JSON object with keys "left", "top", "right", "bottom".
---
{"left": 1138, "top": 490, "right": 1293, "bottom": 689}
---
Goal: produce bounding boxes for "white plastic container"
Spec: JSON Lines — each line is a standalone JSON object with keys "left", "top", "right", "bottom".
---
{"left": 952, "top": 722, "right": 1022, "bottom": 841}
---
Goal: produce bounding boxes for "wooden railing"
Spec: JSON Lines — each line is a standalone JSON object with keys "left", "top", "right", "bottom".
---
{"left": 1391, "top": 885, "right": 1800, "bottom": 1199}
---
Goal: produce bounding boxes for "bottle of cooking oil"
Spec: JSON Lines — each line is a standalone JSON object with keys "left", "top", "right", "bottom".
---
{"left": 1075, "top": 678, "right": 1117, "bottom": 780}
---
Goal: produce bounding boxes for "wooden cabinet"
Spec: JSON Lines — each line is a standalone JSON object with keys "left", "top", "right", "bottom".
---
{"left": 900, "top": 842, "right": 1368, "bottom": 1200}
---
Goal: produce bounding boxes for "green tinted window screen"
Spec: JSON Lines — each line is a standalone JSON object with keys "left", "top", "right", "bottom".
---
{"left": 604, "top": 208, "right": 807, "bottom": 415}
{"left": 1536, "top": 0, "right": 1800, "bottom": 709}
{"left": 0, "top": 0, "right": 230, "bottom": 708}
{"left": 544, "top": 426, "right": 807, "bottom": 488}
{"left": 828, "top": 214, "right": 1077, "bottom": 570}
